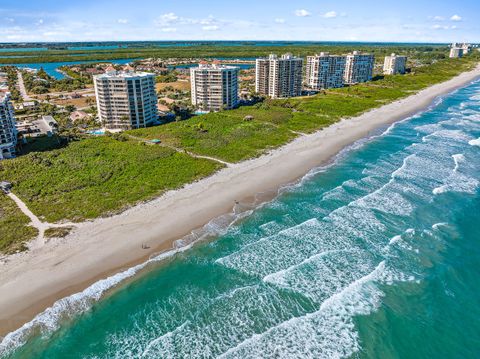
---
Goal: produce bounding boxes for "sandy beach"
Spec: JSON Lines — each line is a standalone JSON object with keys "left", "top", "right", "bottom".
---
{"left": 1, "top": 64, "right": 480, "bottom": 338}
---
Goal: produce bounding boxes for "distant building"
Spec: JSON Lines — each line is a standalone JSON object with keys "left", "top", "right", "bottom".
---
{"left": 449, "top": 47, "right": 464, "bottom": 58}
{"left": 462, "top": 44, "right": 472, "bottom": 54}
{"left": 16, "top": 116, "right": 58, "bottom": 138}
{"left": 383, "top": 53, "right": 407, "bottom": 75}
{"left": 190, "top": 63, "right": 239, "bottom": 111}
{"left": 305, "top": 52, "right": 346, "bottom": 90}
{"left": 16, "top": 120, "right": 41, "bottom": 137}
{"left": 344, "top": 51, "right": 375, "bottom": 85}
{"left": 38, "top": 116, "right": 58, "bottom": 137}
{"left": 14, "top": 101, "right": 37, "bottom": 111}
{"left": 255, "top": 54, "right": 303, "bottom": 98}
{"left": 93, "top": 70, "right": 158, "bottom": 130}
{"left": 451, "top": 42, "right": 472, "bottom": 55}
{"left": 0, "top": 92, "right": 17, "bottom": 160}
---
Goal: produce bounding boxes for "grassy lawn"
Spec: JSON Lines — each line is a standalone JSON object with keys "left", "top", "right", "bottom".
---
{"left": 0, "top": 193, "right": 38, "bottom": 254}
{"left": 0, "top": 137, "right": 223, "bottom": 222}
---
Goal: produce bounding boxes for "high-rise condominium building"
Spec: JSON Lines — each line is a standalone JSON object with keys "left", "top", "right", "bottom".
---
{"left": 190, "top": 63, "right": 239, "bottom": 111}
{"left": 255, "top": 54, "right": 303, "bottom": 98}
{"left": 305, "top": 52, "right": 347, "bottom": 90}
{"left": 383, "top": 53, "right": 408, "bottom": 75}
{"left": 451, "top": 42, "right": 472, "bottom": 55}
{"left": 344, "top": 51, "right": 375, "bottom": 85}
{"left": 449, "top": 47, "right": 464, "bottom": 58}
{"left": 461, "top": 43, "right": 472, "bottom": 54}
{"left": 0, "top": 92, "right": 17, "bottom": 160}
{"left": 94, "top": 70, "right": 158, "bottom": 130}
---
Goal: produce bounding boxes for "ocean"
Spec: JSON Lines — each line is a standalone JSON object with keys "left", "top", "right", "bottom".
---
{"left": 2, "top": 79, "right": 480, "bottom": 358}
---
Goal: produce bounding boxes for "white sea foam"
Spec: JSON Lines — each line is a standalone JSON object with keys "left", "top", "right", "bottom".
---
{"left": 216, "top": 220, "right": 356, "bottom": 278}
{"left": 132, "top": 284, "right": 310, "bottom": 358}
{"left": 432, "top": 222, "right": 449, "bottom": 230}
{"left": 389, "top": 235, "right": 402, "bottom": 245}
{"left": 263, "top": 249, "right": 378, "bottom": 304}
{"left": 140, "top": 321, "right": 189, "bottom": 358}
{"left": 432, "top": 154, "right": 479, "bottom": 195}
{"left": 469, "top": 138, "right": 480, "bottom": 147}
{"left": 217, "top": 261, "right": 402, "bottom": 359}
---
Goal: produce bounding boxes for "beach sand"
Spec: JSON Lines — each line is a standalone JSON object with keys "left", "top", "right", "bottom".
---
{"left": 1, "top": 64, "right": 479, "bottom": 338}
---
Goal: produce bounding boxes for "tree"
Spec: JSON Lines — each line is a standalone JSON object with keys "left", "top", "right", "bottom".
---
{"left": 65, "top": 105, "right": 76, "bottom": 113}
{"left": 37, "top": 67, "right": 51, "bottom": 80}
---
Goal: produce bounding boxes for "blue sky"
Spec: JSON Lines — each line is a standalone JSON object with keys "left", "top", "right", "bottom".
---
{"left": 0, "top": 0, "right": 478, "bottom": 43}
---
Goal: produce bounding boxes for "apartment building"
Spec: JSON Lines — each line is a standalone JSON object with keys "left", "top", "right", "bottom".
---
{"left": 383, "top": 53, "right": 408, "bottom": 75}
{"left": 305, "top": 52, "right": 347, "bottom": 90}
{"left": 255, "top": 54, "right": 303, "bottom": 98}
{"left": 449, "top": 47, "right": 464, "bottom": 58}
{"left": 451, "top": 42, "right": 472, "bottom": 55}
{"left": 344, "top": 51, "right": 375, "bottom": 85}
{"left": 190, "top": 63, "right": 239, "bottom": 111}
{"left": 462, "top": 43, "right": 473, "bottom": 54}
{"left": 93, "top": 69, "right": 158, "bottom": 130}
{"left": 0, "top": 92, "right": 17, "bottom": 160}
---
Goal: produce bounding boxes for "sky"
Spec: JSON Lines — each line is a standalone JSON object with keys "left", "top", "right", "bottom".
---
{"left": 0, "top": 0, "right": 479, "bottom": 43}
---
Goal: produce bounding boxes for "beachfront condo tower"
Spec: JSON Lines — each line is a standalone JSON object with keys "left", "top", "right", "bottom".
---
{"left": 383, "top": 53, "right": 408, "bottom": 75}
{"left": 190, "top": 63, "right": 239, "bottom": 112}
{"left": 449, "top": 47, "right": 464, "bottom": 58}
{"left": 93, "top": 69, "right": 158, "bottom": 130}
{"left": 451, "top": 42, "right": 472, "bottom": 56}
{"left": 305, "top": 52, "right": 347, "bottom": 90}
{"left": 344, "top": 51, "right": 375, "bottom": 85}
{"left": 0, "top": 92, "right": 17, "bottom": 160}
{"left": 255, "top": 54, "right": 304, "bottom": 98}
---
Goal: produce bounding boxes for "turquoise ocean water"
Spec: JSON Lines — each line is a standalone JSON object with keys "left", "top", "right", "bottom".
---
{"left": 2, "top": 80, "right": 480, "bottom": 358}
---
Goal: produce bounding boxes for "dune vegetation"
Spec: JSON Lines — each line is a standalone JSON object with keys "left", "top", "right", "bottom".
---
{"left": 0, "top": 193, "right": 38, "bottom": 254}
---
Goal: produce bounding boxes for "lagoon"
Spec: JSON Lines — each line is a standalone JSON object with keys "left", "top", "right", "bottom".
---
{"left": 0, "top": 59, "right": 134, "bottom": 79}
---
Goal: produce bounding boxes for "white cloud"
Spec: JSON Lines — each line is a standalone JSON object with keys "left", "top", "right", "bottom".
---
{"left": 450, "top": 14, "right": 462, "bottom": 21}
{"left": 294, "top": 9, "right": 311, "bottom": 17}
{"left": 275, "top": 18, "right": 286, "bottom": 24}
{"left": 323, "top": 11, "right": 337, "bottom": 19}
{"left": 160, "top": 27, "right": 177, "bottom": 33}
{"left": 36, "top": 19, "right": 44, "bottom": 26}
{"left": 117, "top": 19, "right": 129, "bottom": 24}
{"left": 43, "top": 31, "right": 69, "bottom": 37}
{"left": 155, "top": 13, "right": 222, "bottom": 31}
{"left": 155, "top": 12, "right": 179, "bottom": 26}
{"left": 202, "top": 25, "right": 219, "bottom": 31}
{"left": 432, "top": 24, "right": 457, "bottom": 30}
{"left": 432, "top": 16, "right": 445, "bottom": 21}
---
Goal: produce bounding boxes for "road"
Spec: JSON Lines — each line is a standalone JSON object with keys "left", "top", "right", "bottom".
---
{"left": 16, "top": 71, "right": 32, "bottom": 101}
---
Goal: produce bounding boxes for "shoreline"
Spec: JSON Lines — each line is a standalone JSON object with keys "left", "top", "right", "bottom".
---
{"left": 1, "top": 64, "right": 480, "bottom": 339}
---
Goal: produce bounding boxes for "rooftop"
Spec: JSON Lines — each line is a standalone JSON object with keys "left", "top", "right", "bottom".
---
{"left": 194, "top": 63, "right": 239, "bottom": 70}
{"left": 0, "top": 91, "right": 10, "bottom": 103}
{"left": 94, "top": 70, "right": 156, "bottom": 79}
